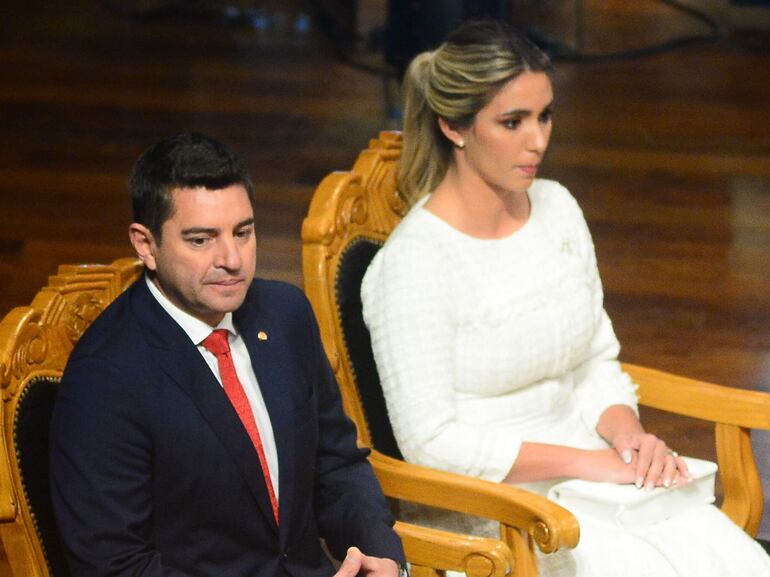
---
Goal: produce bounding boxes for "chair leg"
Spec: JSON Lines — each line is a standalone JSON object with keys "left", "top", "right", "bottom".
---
{"left": 500, "top": 525, "right": 538, "bottom": 577}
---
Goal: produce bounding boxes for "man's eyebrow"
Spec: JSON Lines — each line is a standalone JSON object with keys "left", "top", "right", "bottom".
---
{"left": 181, "top": 227, "right": 218, "bottom": 236}
{"left": 235, "top": 218, "right": 255, "bottom": 229}
{"left": 180, "top": 218, "right": 255, "bottom": 236}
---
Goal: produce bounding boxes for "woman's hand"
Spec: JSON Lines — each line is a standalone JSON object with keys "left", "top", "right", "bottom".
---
{"left": 611, "top": 432, "right": 689, "bottom": 490}
{"left": 504, "top": 403, "right": 689, "bottom": 486}
{"left": 597, "top": 405, "right": 689, "bottom": 490}
{"left": 569, "top": 445, "right": 690, "bottom": 489}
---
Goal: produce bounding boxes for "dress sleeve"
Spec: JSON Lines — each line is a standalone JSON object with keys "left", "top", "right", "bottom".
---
{"left": 567, "top": 200, "right": 639, "bottom": 432}
{"left": 362, "top": 233, "right": 521, "bottom": 482}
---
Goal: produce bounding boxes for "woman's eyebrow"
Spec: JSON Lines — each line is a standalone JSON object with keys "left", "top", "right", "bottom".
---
{"left": 497, "top": 100, "right": 554, "bottom": 119}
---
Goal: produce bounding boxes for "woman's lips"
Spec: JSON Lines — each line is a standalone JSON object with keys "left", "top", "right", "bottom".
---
{"left": 519, "top": 165, "right": 539, "bottom": 177}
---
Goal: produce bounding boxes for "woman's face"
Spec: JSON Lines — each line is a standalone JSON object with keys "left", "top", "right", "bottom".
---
{"left": 456, "top": 71, "right": 553, "bottom": 196}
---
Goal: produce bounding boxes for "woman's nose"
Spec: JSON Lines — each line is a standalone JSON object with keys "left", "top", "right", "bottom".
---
{"left": 527, "top": 124, "right": 549, "bottom": 155}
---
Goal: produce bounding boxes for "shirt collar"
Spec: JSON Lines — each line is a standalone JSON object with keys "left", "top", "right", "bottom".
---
{"left": 144, "top": 274, "right": 236, "bottom": 345}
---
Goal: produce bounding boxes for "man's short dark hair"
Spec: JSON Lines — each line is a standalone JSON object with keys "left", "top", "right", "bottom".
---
{"left": 130, "top": 132, "right": 255, "bottom": 242}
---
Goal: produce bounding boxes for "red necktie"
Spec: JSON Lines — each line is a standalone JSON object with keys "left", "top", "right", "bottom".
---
{"left": 202, "top": 329, "right": 279, "bottom": 524}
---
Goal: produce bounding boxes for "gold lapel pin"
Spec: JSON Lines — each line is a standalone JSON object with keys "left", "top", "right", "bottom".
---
{"left": 257, "top": 331, "right": 268, "bottom": 341}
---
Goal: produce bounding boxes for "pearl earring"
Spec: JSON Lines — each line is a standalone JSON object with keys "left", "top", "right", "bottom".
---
{"left": 458, "top": 140, "right": 465, "bottom": 149}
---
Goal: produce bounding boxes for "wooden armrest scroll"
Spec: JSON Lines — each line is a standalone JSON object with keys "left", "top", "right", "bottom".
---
{"left": 395, "top": 521, "right": 514, "bottom": 577}
{"left": 370, "top": 451, "right": 579, "bottom": 554}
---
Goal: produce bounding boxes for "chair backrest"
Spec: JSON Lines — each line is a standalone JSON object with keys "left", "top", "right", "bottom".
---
{"left": 302, "top": 131, "right": 407, "bottom": 457}
{"left": 0, "top": 258, "right": 142, "bottom": 577}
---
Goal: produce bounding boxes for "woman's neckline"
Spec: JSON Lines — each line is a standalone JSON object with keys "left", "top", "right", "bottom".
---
{"left": 416, "top": 186, "right": 537, "bottom": 243}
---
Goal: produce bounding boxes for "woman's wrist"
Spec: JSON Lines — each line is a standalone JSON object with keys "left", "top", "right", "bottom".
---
{"left": 563, "top": 447, "right": 592, "bottom": 479}
{"left": 596, "top": 404, "right": 644, "bottom": 446}
{"left": 504, "top": 442, "right": 588, "bottom": 483}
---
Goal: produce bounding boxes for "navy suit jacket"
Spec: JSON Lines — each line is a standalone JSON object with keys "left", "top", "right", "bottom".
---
{"left": 50, "top": 277, "right": 404, "bottom": 577}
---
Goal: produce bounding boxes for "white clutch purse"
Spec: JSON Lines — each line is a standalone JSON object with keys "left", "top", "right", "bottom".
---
{"left": 547, "top": 456, "right": 717, "bottom": 529}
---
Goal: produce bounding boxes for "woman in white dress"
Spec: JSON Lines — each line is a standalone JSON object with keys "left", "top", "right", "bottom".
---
{"left": 361, "top": 20, "right": 770, "bottom": 577}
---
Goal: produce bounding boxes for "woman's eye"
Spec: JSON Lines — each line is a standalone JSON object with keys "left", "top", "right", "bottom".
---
{"left": 503, "top": 118, "right": 522, "bottom": 129}
{"left": 539, "top": 109, "right": 553, "bottom": 124}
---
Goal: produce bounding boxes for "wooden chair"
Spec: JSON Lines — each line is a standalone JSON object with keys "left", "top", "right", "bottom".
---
{"left": 301, "top": 130, "right": 770, "bottom": 576}
{"left": 0, "top": 258, "right": 143, "bottom": 577}
{"left": 0, "top": 257, "right": 514, "bottom": 577}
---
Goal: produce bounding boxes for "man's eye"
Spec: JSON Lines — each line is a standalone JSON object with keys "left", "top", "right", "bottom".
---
{"left": 188, "top": 237, "right": 208, "bottom": 247}
{"left": 235, "top": 228, "right": 253, "bottom": 239}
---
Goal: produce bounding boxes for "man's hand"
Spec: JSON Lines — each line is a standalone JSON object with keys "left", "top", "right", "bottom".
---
{"left": 334, "top": 547, "right": 400, "bottom": 577}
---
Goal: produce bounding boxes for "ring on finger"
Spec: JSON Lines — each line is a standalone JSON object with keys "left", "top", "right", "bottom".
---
{"left": 668, "top": 450, "right": 679, "bottom": 458}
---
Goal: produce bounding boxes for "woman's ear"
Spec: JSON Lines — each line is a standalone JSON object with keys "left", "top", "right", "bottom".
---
{"left": 437, "top": 117, "right": 466, "bottom": 149}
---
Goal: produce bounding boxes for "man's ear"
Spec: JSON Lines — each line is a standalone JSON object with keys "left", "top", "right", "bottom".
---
{"left": 437, "top": 116, "right": 466, "bottom": 149}
{"left": 128, "top": 223, "right": 158, "bottom": 271}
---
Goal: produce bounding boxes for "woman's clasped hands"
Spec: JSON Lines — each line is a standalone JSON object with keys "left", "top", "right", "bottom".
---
{"left": 585, "top": 405, "right": 691, "bottom": 490}
{"left": 609, "top": 432, "right": 690, "bottom": 490}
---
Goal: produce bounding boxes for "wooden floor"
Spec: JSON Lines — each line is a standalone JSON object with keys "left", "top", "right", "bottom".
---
{"left": 1, "top": 0, "right": 769, "bottom": 541}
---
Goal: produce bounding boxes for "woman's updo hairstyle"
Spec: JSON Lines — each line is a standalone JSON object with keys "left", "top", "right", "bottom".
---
{"left": 399, "top": 20, "right": 552, "bottom": 204}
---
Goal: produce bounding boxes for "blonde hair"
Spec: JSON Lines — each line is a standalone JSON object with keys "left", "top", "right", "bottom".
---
{"left": 399, "top": 21, "right": 553, "bottom": 204}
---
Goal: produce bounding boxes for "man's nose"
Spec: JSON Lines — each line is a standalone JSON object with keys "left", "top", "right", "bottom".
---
{"left": 214, "top": 236, "right": 242, "bottom": 270}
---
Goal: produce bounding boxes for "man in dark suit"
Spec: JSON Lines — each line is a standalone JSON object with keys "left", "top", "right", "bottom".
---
{"left": 50, "top": 133, "right": 405, "bottom": 577}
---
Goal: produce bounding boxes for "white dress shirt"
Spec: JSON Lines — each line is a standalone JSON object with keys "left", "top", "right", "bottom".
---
{"left": 145, "top": 275, "right": 279, "bottom": 497}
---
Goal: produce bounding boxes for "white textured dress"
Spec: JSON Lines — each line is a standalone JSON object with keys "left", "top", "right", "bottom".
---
{"left": 361, "top": 179, "right": 770, "bottom": 576}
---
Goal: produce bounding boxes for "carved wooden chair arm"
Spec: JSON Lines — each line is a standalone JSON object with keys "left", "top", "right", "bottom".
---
{"left": 395, "top": 520, "right": 514, "bottom": 577}
{"left": 369, "top": 450, "right": 579, "bottom": 555}
{"left": 624, "top": 362, "right": 770, "bottom": 534}
{"left": 625, "top": 363, "right": 770, "bottom": 427}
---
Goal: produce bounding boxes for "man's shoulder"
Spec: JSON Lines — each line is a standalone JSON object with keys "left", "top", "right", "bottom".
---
{"left": 248, "top": 277, "right": 304, "bottom": 298}
{"left": 245, "top": 278, "right": 309, "bottom": 315}
{"left": 68, "top": 279, "right": 150, "bottom": 365}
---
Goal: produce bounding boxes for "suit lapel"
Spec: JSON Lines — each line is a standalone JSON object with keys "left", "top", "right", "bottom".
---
{"left": 131, "top": 280, "right": 279, "bottom": 533}
{"left": 235, "top": 297, "right": 296, "bottom": 545}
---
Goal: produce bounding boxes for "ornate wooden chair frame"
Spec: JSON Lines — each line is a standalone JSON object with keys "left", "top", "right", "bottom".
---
{"left": 0, "top": 258, "right": 143, "bottom": 577}
{"left": 0, "top": 257, "right": 513, "bottom": 577}
{"left": 301, "top": 130, "right": 770, "bottom": 576}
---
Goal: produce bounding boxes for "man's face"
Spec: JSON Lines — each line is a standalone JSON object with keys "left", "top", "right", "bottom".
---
{"left": 134, "top": 184, "right": 257, "bottom": 326}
